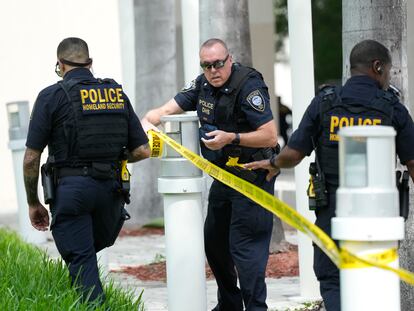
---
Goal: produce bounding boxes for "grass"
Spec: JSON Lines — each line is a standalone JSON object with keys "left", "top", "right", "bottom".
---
{"left": 142, "top": 217, "right": 164, "bottom": 228}
{"left": 0, "top": 228, "right": 144, "bottom": 311}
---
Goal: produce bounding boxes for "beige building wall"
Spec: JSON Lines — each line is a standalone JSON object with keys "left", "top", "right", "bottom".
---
{"left": 0, "top": 0, "right": 122, "bottom": 213}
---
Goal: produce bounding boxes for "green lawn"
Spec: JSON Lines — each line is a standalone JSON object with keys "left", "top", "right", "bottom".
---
{"left": 0, "top": 228, "right": 144, "bottom": 311}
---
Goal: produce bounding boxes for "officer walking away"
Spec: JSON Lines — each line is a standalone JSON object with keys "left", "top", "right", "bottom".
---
{"left": 141, "top": 38, "right": 279, "bottom": 311}
{"left": 244, "top": 39, "right": 414, "bottom": 311}
{"left": 23, "top": 37, "right": 150, "bottom": 303}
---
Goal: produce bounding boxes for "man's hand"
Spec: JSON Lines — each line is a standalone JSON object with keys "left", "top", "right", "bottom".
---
{"left": 141, "top": 118, "right": 160, "bottom": 133}
{"left": 201, "top": 130, "right": 233, "bottom": 150}
{"left": 29, "top": 203, "right": 49, "bottom": 231}
{"left": 244, "top": 159, "right": 280, "bottom": 182}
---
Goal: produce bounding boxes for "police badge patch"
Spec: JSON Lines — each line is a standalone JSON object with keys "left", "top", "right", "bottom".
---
{"left": 180, "top": 79, "right": 196, "bottom": 92}
{"left": 246, "top": 90, "right": 265, "bottom": 112}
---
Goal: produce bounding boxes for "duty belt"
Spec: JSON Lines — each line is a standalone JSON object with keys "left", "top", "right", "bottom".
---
{"left": 57, "top": 164, "right": 116, "bottom": 179}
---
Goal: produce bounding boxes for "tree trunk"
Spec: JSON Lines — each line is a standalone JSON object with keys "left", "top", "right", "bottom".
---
{"left": 342, "top": 1, "right": 412, "bottom": 310}
{"left": 200, "top": 0, "right": 285, "bottom": 250}
{"left": 199, "top": 0, "right": 252, "bottom": 66}
{"left": 126, "top": 0, "right": 178, "bottom": 227}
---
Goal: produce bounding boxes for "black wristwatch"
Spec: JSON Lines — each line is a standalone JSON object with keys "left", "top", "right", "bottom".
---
{"left": 232, "top": 133, "right": 240, "bottom": 145}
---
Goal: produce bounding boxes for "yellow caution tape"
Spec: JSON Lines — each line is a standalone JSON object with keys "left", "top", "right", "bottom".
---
{"left": 148, "top": 130, "right": 164, "bottom": 158}
{"left": 341, "top": 248, "right": 398, "bottom": 269}
{"left": 225, "top": 156, "right": 246, "bottom": 169}
{"left": 148, "top": 130, "right": 414, "bottom": 285}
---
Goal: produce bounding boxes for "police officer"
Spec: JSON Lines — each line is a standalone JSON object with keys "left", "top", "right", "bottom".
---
{"left": 142, "top": 38, "right": 278, "bottom": 311}
{"left": 245, "top": 39, "right": 414, "bottom": 311}
{"left": 23, "top": 37, "right": 150, "bottom": 303}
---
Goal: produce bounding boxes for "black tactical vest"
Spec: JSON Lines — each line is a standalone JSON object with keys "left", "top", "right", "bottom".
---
{"left": 317, "top": 86, "right": 396, "bottom": 186}
{"left": 198, "top": 65, "right": 266, "bottom": 164}
{"left": 50, "top": 78, "right": 129, "bottom": 167}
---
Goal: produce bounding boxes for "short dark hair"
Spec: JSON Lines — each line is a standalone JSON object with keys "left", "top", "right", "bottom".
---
{"left": 57, "top": 37, "right": 90, "bottom": 64}
{"left": 350, "top": 39, "right": 391, "bottom": 69}
{"left": 200, "top": 38, "right": 229, "bottom": 53}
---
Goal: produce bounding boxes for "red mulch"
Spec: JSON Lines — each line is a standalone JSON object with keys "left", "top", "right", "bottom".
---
{"left": 113, "top": 230, "right": 298, "bottom": 281}
{"left": 119, "top": 227, "right": 165, "bottom": 237}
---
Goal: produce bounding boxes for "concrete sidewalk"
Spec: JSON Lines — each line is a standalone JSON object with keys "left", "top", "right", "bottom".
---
{"left": 0, "top": 211, "right": 323, "bottom": 311}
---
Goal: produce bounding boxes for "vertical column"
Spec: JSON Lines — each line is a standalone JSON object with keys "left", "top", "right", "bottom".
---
{"left": 287, "top": 0, "right": 320, "bottom": 299}
{"left": 181, "top": 0, "right": 200, "bottom": 84}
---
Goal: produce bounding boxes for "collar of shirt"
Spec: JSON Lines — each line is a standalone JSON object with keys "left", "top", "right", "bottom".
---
{"left": 63, "top": 67, "right": 94, "bottom": 81}
{"left": 342, "top": 75, "right": 382, "bottom": 102}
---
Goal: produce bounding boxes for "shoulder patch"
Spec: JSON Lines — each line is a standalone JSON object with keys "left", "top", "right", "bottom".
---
{"left": 180, "top": 79, "right": 196, "bottom": 93}
{"left": 246, "top": 90, "right": 265, "bottom": 112}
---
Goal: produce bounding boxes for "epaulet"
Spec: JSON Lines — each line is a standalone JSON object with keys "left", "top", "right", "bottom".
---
{"left": 318, "top": 84, "right": 336, "bottom": 98}
{"left": 387, "top": 84, "right": 401, "bottom": 99}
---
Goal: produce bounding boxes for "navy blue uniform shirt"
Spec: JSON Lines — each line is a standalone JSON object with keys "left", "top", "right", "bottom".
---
{"left": 26, "top": 68, "right": 148, "bottom": 153}
{"left": 174, "top": 65, "right": 273, "bottom": 130}
{"left": 288, "top": 75, "right": 414, "bottom": 165}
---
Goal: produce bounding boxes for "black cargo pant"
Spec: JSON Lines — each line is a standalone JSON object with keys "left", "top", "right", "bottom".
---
{"left": 313, "top": 193, "right": 340, "bottom": 311}
{"left": 205, "top": 178, "right": 274, "bottom": 311}
{"left": 50, "top": 176, "right": 125, "bottom": 302}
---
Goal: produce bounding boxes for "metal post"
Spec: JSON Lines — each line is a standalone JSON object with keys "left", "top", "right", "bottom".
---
{"left": 158, "top": 112, "right": 207, "bottom": 311}
{"left": 287, "top": 0, "right": 320, "bottom": 300}
{"left": 332, "top": 126, "right": 403, "bottom": 311}
{"left": 7, "top": 101, "right": 46, "bottom": 244}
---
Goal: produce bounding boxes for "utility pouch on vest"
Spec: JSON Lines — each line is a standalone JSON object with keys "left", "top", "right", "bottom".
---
{"left": 91, "top": 162, "right": 113, "bottom": 179}
{"left": 397, "top": 170, "right": 409, "bottom": 220}
{"left": 307, "top": 162, "right": 328, "bottom": 210}
{"left": 199, "top": 124, "right": 222, "bottom": 162}
{"left": 41, "top": 163, "right": 55, "bottom": 205}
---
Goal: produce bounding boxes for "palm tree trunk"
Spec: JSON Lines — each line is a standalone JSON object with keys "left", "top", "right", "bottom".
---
{"left": 199, "top": 0, "right": 252, "bottom": 66}
{"left": 343, "top": 1, "right": 412, "bottom": 310}
{"left": 128, "top": 0, "right": 178, "bottom": 226}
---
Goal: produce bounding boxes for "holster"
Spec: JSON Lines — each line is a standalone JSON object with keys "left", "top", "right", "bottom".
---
{"left": 41, "top": 163, "right": 55, "bottom": 204}
{"left": 225, "top": 165, "right": 258, "bottom": 183}
{"left": 397, "top": 170, "right": 409, "bottom": 220}
{"left": 307, "top": 162, "right": 328, "bottom": 211}
{"left": 118, "top": 147, "right": 131, "bottom": 204}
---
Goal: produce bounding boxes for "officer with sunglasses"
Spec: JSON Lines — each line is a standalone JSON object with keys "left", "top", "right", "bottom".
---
{"left": 142, "top": 38, "right": 278, "bottom": 311}
{"left": 23, "top": 37, "right": 150, "bottom": 304}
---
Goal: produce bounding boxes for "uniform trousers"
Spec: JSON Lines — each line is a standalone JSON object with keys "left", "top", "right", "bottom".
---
{"left": 205, "top": 178, "right": 274, "bottom": 311}
{"left": 50, "top": 175, "right": 124, "bottom": 302}
{"left": 313, "top": 193, "right": 340, "bottom": 311}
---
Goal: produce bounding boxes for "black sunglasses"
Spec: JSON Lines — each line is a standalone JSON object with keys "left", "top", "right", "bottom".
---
{"left": 200, "top": 54, "right": 229, "bottom": 70}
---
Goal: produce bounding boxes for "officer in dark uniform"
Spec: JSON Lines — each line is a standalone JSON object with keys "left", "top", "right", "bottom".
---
{"left": 142, "top": 38, "right": 278, "bottom": 311}
{"left": 23, "top": 37, "right": 150, "bottom": 303}
{"left": 245, "top": 39, "right": 414, "bottom": 311}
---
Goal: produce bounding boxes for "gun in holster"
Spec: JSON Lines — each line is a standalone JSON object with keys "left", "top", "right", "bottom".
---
{"left": 397, "top": 170, "right": 409, "bottom": 220}
{"left": 119, "top": 147, "right": 131, "bottom": 204}
{"left": 41, "top": 159, "right": 55, "bottom": 205}
{"left": 307, "top": 162, "right": 328, "bottom": 211}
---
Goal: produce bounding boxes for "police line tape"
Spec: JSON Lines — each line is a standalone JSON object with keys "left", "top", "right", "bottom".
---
{"left": 147, "top": 130, "right": 414, "bottom": 285}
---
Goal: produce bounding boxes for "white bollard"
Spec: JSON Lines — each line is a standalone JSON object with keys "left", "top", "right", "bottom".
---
{"left": 7, "top": 101, "right": 46, "bottom": 244}
{"left": 332, "top": 125, "right": 403, "bottom": 311}
{"left": 158, "top": 113, "right": 207, "bottom": 311}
